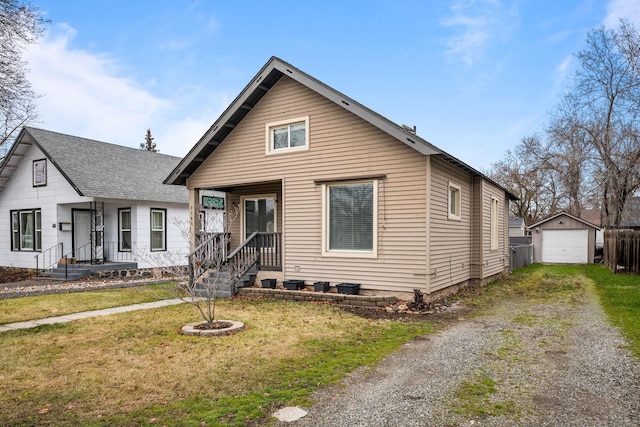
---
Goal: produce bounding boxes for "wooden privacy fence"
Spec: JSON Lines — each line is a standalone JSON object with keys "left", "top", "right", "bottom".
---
{"left": 604, "top": 229, "right": 640, "bottom": 274}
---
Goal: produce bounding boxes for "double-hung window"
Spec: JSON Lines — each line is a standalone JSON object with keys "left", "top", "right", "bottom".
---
{"left": 490, "top": 197, "right": 500, "bottom": 250}
{"left": 448, "top": 182, "right": 462, "bottom": 221}
{"left": 150, "top": 208, "right": 166, "bottom": 251}
{"left": 322, "top": 180, "right": 377, "bottom": 258}
{"left": 119, "top": 208, "right": 132, "bottom": 251}
{"left": 10, "top": 209, "right": 41, "bottom": 251}
{"left": 265, "top": 117, "right": 309, "bottom": 154}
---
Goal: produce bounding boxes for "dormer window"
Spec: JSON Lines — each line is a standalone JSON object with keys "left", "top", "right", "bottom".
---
{"left": 265, "top": 117, "right": 309, "bottom": 155}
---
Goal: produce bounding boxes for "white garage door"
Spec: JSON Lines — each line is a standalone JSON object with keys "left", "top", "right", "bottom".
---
{"left": 541, "top": 229, "right": 589, "bottom": 264}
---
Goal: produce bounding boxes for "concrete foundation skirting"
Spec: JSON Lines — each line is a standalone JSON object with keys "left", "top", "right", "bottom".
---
{"left": 238, "top": 287, "right": 396, "bottom": 308}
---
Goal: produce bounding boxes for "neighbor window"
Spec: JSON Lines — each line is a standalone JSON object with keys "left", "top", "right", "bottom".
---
{"left": 491, "top": 197, "right": 500, "bottom": 250}
{"left": 150, "top": 208, "right": 166, "bottom": 251}
{"left": 119, "top": 208, "right": 132, "bottom": 251}
{"left": 10, "top": 209, "right": 41, "bottom": 251}
{"left": 322, "top": 180, "right": 377, "bottom": 257}
{"left": 448, "top": 182, "right": 462, "bottom": 221}
{"left": 32, "top": 159, "right": 47, "bottom": 187}
{"left": 265, "top": 117, "right": 309, "bottom": 154}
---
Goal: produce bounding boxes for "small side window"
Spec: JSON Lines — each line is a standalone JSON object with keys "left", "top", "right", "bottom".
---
{"left": 448, "top": 182, "right": 462, "bottom": 221}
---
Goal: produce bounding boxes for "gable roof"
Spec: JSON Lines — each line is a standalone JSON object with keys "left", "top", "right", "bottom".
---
{"left": 0, "top": 127, "right": 188, "bottom": 204}
{"left": 528, "top": 211, "right": 600, "bottom": 230}
{"left": 164, "top": 56, "right": 518, "bottom": 200}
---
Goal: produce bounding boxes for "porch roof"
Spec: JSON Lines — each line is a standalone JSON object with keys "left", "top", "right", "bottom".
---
{"left": 0, "top": 127, "right": 188, "bottom": 204}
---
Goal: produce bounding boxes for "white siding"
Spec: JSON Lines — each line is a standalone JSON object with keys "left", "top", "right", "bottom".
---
{"left": 0, "top": 143, "right": 89, "bottom": 268}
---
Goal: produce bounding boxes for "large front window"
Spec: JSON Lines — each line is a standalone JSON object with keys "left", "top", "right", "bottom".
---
{"left": 119, "top": 208, "right": 132, "bottom": 251}
{"left": 150, "top": 208, "right": 166, "bottom": 251}
{"left": 11, "top": 209, "right": 41, "bottom": 251}
{"left": 323, "top": 181, "right": 377, "bottom": 257}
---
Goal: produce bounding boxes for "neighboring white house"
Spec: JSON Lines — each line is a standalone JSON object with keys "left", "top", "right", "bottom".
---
{"left": 0, "top": 127, "right": 222, "bottom": 270}
{"left": 509, "top": 217, "right": 527, "bottom": 237}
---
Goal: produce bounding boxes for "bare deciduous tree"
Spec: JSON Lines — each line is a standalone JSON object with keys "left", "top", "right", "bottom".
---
{"left": 135, "top": 204, "right": 252, "bottom": 328}
{"left": 556, "top": 20, "right": 640, "bottom": 227}
{"left": 490, "top": 20, "right": 640, "bottom": 227}
{"left": 489, "top": 135, "right": 559, "bottom": 225}
{"left": 0, "top": 0, "right": 46, "bottom": 154}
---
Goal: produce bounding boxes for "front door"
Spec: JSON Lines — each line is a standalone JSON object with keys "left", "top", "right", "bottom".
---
{"left": 242, "top": 195, "right": 276, "bottom": 239}
{"left": 73, "top": 210, "right": 91, "bottom": 261}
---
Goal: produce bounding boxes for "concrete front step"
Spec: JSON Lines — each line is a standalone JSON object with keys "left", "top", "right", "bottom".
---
{"left": 37, "top": 268, "right": 91, "bottom": 280}
{"left": 195, "top": 266, "right": 258, "bottom": 298}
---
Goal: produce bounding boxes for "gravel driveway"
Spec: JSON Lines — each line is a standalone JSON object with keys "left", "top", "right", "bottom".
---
{"left": 280, "top": 281, "right": 639, "bottom": 426}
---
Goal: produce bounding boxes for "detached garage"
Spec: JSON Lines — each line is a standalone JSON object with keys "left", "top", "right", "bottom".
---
{"left": 529, "top": 212, "right": 600, "bottom": 264}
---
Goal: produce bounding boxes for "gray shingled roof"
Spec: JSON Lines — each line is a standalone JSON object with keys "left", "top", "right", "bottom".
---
{"left": 19, "top": 127, "right": 188, "bottom": 204}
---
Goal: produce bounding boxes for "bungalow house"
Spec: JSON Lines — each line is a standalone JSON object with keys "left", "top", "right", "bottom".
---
{"left": 165, "top": 57, "right": 518, "bottom": 297}
{"left": 0, "top": 127, "right": 221, "bottom": 273}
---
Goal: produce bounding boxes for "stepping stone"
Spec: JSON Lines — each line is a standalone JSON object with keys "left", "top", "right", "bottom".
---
{"left": 272, "top": 406, "right": 307, "bottom": 422}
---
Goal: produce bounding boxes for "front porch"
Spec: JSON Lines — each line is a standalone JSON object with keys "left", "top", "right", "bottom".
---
{"left": 36, "top": 261, "right": 139, "bottom": 281}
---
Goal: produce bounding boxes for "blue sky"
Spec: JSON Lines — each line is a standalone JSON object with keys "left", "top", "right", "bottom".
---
{"left": 24, "top": 0, "right": 639, "bottom": 171}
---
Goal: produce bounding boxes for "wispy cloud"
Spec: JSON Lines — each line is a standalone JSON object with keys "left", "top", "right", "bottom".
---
{"left": 553, "top": 54, "right": 573, "bottom": 86}
{"left": 441, "top": 0, "right": 519, "bottom": 65}
{"left": 605, "top": 0, "right": 640, "bottom": 27}
{"left": 23, "top": 23, "right": 222, "bottom": 157}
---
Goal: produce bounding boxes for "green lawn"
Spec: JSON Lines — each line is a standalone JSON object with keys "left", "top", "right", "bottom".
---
{"left": 0, "top": 265, "right": 637, "bottom": 425}
{"left": 0, "top": 283, "right": 177, "bottom": 324}
{"left": 582, "top": 264, "right": 640, "bottom": 356}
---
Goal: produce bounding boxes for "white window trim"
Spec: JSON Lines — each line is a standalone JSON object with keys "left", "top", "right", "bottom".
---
{"left": 448, "top": 182, "right": 462, "bottom": 221}
{"left": 490, "top": 196, "right": 500, "bottom": 250}
{"left": 265, "top": 116, "right": 309, "bottom": 155}
{"left": 321, "top": 179, "right": 378, "bottom": 259}
{"left": 119, "top": 208, "right": 132, "bottom": 252}
{"left": 11, "top": 208, "right": 41, "bottom": 251}
{"left": 240, "top": 193, "right": 278, "bottom": 241}
{"left": 150, "top": 208, "right": 166, "bottom": 252}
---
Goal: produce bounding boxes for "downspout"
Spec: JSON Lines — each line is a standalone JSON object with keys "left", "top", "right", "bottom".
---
{"left": 425, "top": 156, "right": 431, "bottom": 294}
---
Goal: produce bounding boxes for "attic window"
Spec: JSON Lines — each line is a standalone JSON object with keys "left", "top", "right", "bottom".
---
{"left": 265, "top": 117, "right": 309, "bottom": 155}
{"left": 32, "top": 159, "right": 46, "bottom": 187}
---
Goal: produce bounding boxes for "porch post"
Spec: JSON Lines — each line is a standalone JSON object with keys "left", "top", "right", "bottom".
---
{"left": 189, "top": 187, "right": 200, "bottom": 250}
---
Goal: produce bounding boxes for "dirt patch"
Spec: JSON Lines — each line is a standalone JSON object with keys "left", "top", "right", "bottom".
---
{"left": 0, "top": 268, "right": 34, "bottom": 284}
{"left": 338, "top": 300, "right": 472, "bottom": 323}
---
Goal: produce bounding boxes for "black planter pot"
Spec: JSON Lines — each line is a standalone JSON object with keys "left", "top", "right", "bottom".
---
{"left": 313, "top": 281, "right": 330, "bottom": 292}
{"left": 261, "top": 278, "right": 277, "bottom": 288}
{"left": 336, "top": 283, "right": 360, "bottom": 295}
{"left": 283, "top": 279, "right": 305, "bottom": 290}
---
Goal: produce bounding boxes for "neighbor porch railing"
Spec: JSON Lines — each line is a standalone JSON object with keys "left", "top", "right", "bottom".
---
{"left": 35, "top": 242, "right": 63, "bottom": 276}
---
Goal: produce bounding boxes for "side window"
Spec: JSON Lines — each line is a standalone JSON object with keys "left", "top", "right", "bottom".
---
{"left": 448, "top": 182, "right": 461, "bottom": 221}
{"left": 491, "top": 197, "right": 500, "bottom": 250}
{"left": 150, "top": 208, "right": 166, "bottom": 251}
{"left": 119, "top": 208, "right": 132, "bottom": 251}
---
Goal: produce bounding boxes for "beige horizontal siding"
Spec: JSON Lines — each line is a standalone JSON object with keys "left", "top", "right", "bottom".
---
{"left": 429, "top": 157, "right": 473, "bottom": 292}
{"left": 188, "top": 76, "right": 428, "bottom": 293}
{"left": 481, "top": 181, "right": 509, "bottom": 277}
